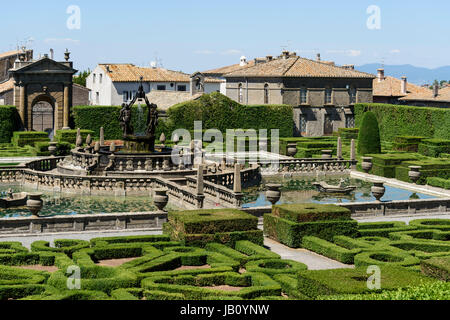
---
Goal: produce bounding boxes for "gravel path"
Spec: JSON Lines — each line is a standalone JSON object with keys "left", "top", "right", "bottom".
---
{"left": 264, "top": 238, "right": 353, "bottom": 270}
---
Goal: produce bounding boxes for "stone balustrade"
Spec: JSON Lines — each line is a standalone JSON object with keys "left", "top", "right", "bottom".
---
{"left": 259, "top": 159, "right": 357, "bottom": 175}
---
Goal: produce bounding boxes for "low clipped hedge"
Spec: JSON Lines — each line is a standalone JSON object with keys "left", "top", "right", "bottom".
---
{"left": 421, "top": 256, "right": 450, "bottom": 281}
{"left": 418, "top": 139, "right": 450, "bottom": 157}
{"left": 393, "top": 136, "right": 426, "bottom": 153}
{"left": 353, "top": 250, "right": 420, "bottom": 268}
{"left": 272, "top": 203, "right": 351, "bottom": 223}
{"left": 358, "top": 221, "right": 416, "bottom": 237}
{"left": 301, "top": 236, "right": 361, "bottom": 264}
{"left": 264, "top": 214, "right": 358, "bottom": 248}
{"left": 55, "top": 129, "right": 94, "bottom": 144}
{"left": 338, "top": 128, "right": 359, "bottom": 140}
{"left": 366, "top": 153, "right": 423, "bottom": 178}
{"left": 297, "top": 266, "right": 436, "bottom": 299}
{"left": 11, "top": 131, "right": 50, "bottom": 147}
{"left": 164, "top": 209, "right": 262, "bottom": 247}
{"left": 395, "top": 159, "right": 450, "bottom": 184}
{"left": 245, "top": 259, "right": 307, "bottom": 276}
{"left": 141, "top": 271, "right": 281, "bottom": 300}
{"left": 409, "top": 219, "right": 450, "bottom": 231}
{"left": 427, "top": 177, "right": 450, "bottom": 189}
{"left": 31, "top": 240, "right": 90, "bottom": 258}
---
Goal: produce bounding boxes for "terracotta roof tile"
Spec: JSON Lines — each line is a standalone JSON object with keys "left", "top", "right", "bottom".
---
{"left": 225, "top": 56, "right": 375, "bottom": 79}
{"left": 373, "top": 76, "right": 430, "bottom": 97}
{"left": 99, "top": 64, "right": 220, "bottom": 83}
{"left": 0, "top": 79, "right": 14, "bottom": 94}
{"left": 399, "top": 86, "right": 450, "bottom": 103}
{"left": 202, "top": 60, "right": 256, "bottom": 76}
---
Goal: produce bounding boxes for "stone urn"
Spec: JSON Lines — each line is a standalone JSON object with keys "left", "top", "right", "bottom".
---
{"left": 48, "top": 142, "right": 58, "bottom": 157}
{"left": 371, "top": 181, "right": 386, "bottom": 202}
{"left": 408, "top": 166, "right": 422, "bottom": 184}
{"left": 321, "top": 150, "right": 333, "bottom": 159}
{"left": 286, "top": 143, "right": 298, "bottom": 157}
{"left": 26, "top": 193, "right": 43, "bottom": 217}
{"left": 153, "top": 189, "right": 169, "bottom": 212}
{"left": 362, "top": 157, "right": 373, "bottom": 174}
{"left": 266, "top": 184, "right": 282, "bottom": 205}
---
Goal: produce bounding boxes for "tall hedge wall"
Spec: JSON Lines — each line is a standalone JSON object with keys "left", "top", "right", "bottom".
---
{"left": 73, "top": 93, "right": 293, "bottom": 140}
{"left": 166, "top": 92, "right": 293, "bottom": 137}
{"left": 0, "top": 106, "right": 21, "bottom": 143}
{"left": 355, "top": 103, "right": 450, "bottom": 142}
{"left": 73, "top": 105, "right": 151, "bottom": 140}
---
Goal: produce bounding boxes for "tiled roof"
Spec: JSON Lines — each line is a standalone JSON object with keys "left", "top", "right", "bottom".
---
{"left": 0, "top": 50, "right": 20, "bottom": 60}
{"left": 202, "top": 60, "right": 256, "bottom": 76}
{"left": 373, "top": 76, "right": 431, "bottom": 97}
{"left": 225, "top": 56, "right": 375, "bottom": 79}
{"left": 0, "top": 79, "right": 14, "bottom": 94}
{"left": 399, "top": 86, "right": 450, "bottom": 103}
{"left": 99, "top": 64, "right": 221, "bottom": 83}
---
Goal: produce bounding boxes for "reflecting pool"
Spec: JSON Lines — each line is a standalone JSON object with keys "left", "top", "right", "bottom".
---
{"left": 242, "top": 176, "right": 437, "bottom": 208}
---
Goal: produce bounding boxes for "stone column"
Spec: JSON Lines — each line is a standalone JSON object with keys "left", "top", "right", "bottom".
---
{"left": 100, "top": 127, "right": 105, "bottom": 146}
{"left": 350, "top": 139, "right": 356, "bottom": 170}
{"left": 233, "top": 163, "right": 242, "bottom": 193}
{"left": 337, "top": 137, "right": 343, "bottom": 160}
{"left": 19, "top": 83, "right": 26, "bottom": 127}
{"left": 196, "top": 165, "right": 204, "bottom": 196}
{"left": 63, "top": 84, "right": 70, "bottom": 130}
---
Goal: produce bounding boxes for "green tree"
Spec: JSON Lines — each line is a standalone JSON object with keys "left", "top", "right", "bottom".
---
{"left": 357, "top": 111, "right": 381, "bottom": 155}
{"left": 73, "top": 69, "right": 91, "bottom": 87}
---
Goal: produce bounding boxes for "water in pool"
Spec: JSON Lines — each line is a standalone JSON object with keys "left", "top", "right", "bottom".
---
{"left": 242, "top": 176, "right": 436, "bottom": 208}
{"left": 0, "top": 186, "right": 177, "bottom": 218}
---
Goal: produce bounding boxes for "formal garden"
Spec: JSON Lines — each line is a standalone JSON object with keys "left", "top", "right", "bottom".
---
{"left": 0, "top": 206, "right": 448, "bottom": 300}
{"left": 0, "top": 93, "right": 449, "bottom": 301}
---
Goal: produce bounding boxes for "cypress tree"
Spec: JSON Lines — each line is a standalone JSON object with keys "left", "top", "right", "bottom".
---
{"left": 357, "top": 111, "right": 381, "bottom": 155}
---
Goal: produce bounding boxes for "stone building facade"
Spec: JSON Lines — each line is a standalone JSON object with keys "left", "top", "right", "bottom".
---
{"left": 224, "top": 52, "right": 375, "bottom": 137}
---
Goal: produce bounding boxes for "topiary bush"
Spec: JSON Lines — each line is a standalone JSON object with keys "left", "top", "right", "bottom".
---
{"left": 357, "top": 111, "right": 381, "bottom": 155}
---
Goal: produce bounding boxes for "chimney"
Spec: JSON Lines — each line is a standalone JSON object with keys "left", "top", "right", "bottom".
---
{"left": 343, "top": 64, "right": 355, "bottom": 70}
{"left": 50, "top": 48, "right": 54, "bottom": 60}
{"left": 401, "top": 76, "right": 407, "bottom": 95}
{"left": 433, "top": 84, "right": 439, "bottom": 97}
{"left": 316, "top": 53, "right": 321, "bottom": 61}
{"left": 240, "top": 56, "right": 247, "bottom": 66}
{"left": 282, "top": 50, "right": 290, "bottom": 59}
{"left": 377, "top": 69, "right": 385, "bottom": 82}
{"left": 266, "top": 55, "right": 273, "bottom": 62}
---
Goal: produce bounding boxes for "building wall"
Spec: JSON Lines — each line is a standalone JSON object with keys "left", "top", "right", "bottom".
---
{"left": 226, "top": 76, "right": 373, "bottom": 137}
{"left": 72, "top": 85, "right": 90, "bottom": 106}
{"left": 0, "top": 90, "right": 13, "bottom": 105}
{"left": 402, "top": 100, "right": 450, "bottom": 108}
{"left": 86, "top": 65, "right": 113, "bottom": 105}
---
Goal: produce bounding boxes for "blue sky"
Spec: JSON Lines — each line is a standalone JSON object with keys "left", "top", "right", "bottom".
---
{"left": 1, "top": 0, "right": 449, "bottom": 74}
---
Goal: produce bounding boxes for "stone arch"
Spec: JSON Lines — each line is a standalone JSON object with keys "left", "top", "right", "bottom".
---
{"left": 30, "top": 94, "right": 57, "bottom": 136}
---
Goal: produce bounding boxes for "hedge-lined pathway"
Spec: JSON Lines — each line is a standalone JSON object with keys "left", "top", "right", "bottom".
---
{"left": 264, "top": 238, "right": 353, "bottom": 270}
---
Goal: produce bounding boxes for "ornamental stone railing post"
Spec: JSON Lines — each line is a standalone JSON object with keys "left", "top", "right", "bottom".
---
{"left": 233, "top": 163, "right": 242, "bottom": 193}
{"left": 196, "top": 165, "right": 204, "bottom": 196}
{"left": 350, "top": 139, "right": 356, "bottom": 169}
{"left": 337, "top": 137, "right": 343, "bottom": 160}
{"left": 99, "top": 127, "right": 105, "bottom": 146}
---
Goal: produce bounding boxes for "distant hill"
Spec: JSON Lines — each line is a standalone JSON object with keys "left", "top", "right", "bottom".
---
{"left": 357, "top": 64, "right": 450, "bottom": 86}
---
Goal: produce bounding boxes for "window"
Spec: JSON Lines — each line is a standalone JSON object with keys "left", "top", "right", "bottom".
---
{"left": 177, "top": 85, "right": 187, "bottom": 92}
{"left": 96, "top": 92, "right": 99, "bottom": 104}
{"left": 349, "top": 86, "right": 357, "bottom": 104}
{"left": 325, "top": 87, "right": 332, "bottom": 104}
{"left": 123, "top": 91, "right": 129, "bottom": 102}
{"left": 264, "top": 84, "right": 269, "bottom": 104}
{"left": 157, "top": 85, "right": 166, "bottom": 91}
{"left": 93, "top": 74, "right": 96, "bottom": 84}
{"left": 99, "top": 74, "right": 103, "bottom": 84}
{"left": 300, "top": 88, "right": 307, "bottom": 104}
{"left": 300, "top": 115, "right": 307, "bottom": 135}
{"left": 238, "top": 83, "right": 243, "bottom": 103}
{"left": 346, "top": 115, "right": 355, "bottom": 128}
